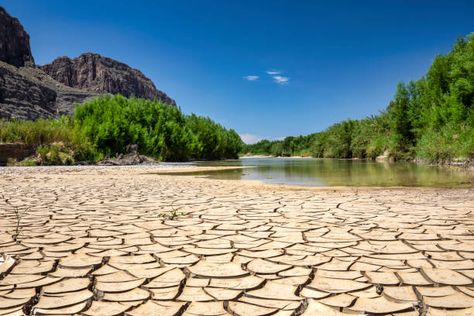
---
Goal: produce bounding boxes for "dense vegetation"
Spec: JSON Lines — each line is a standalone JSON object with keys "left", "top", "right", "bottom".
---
{"left": 243, "top": 34, "right": 474, "bottom": 163}
{"left": 0, "top": 95, "right": 242, "bottom": 164}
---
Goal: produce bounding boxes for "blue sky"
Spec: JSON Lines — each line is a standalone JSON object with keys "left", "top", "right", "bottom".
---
{"left": 2, "top": 0, "right": 473, "bottom": 143}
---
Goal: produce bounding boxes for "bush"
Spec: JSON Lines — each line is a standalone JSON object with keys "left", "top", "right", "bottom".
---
{"left": 73, "top": 95, "right": 242, "bottom": 161}
{"left": 416, "top": 123, "right": 474, "bottom": 162}
{"left": 36, "top": 143, "right": 74, "bottom": 165}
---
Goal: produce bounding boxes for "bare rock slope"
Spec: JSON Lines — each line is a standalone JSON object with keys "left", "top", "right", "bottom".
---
{"left": 41, "top": 53, "right": 176, "bottom": 106}
{"left": 0, "top": 7, "right": 34, "bottom": 67}
{"left": 0, "top": 61, "right": 98, "bottom": 119}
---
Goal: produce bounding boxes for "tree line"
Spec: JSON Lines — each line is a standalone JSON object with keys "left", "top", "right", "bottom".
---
{"left": 243, "top": 34, "right": 474, "bottom": 162}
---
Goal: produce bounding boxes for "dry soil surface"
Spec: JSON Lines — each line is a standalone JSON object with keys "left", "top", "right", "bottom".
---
{"left": 0, "top": 166, "right": 473, "bottom": 315}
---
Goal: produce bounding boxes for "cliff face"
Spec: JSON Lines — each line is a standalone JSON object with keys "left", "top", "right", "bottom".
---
{"left": 0, "top": 61, "right": 97, "bottom": 119}
{"left": 0, "top": 6, "right": 176, "bottom": 120}
{"left": 41, "top": 54, "right": 176, "bottom": 106}
{"left": 0, "top": 61, "right": 56, "bottom": 119}
{"left": 0, "top": 7, "right": 34, "bottom": 67}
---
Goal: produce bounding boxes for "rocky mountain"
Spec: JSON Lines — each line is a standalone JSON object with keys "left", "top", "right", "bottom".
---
{"left": 0, "top": 6, "right": 175, "bottom": 120}
{"left": 0, "top": 7, "right": 34, "bottom": 67}
{"left": 41, "top": 53, "right": 176, "bottom": 106}
{"left": 0, "top": 60, "right": 98, "bottom": 119}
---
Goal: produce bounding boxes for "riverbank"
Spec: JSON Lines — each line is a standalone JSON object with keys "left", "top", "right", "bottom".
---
{"left": 244, "top": 153, "right": 474, "bottom": 170}
{"left": 413, "top": 157, "right": 474, "bottom": 172}
{"left": 0, "top": 165, "right": 473, "bottom": 315}
{"left": 241, "top": 155, "right": 313, "bottom": 159}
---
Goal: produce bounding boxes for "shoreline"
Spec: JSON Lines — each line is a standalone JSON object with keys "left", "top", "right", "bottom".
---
{"left": 1, "top": 164, "right": 472, "bottom": 191}
{"left": 3, "top": 146, "right": 473, "bottom": 173}
{"left": 242, "top": 154, "right": 474, "bottom": 170}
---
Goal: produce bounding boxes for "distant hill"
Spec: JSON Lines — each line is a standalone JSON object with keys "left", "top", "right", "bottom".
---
{"left": 0, "top": 6, "right": 175, "bottom": 120}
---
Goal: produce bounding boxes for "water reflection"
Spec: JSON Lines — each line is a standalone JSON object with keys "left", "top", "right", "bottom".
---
{"left": 191, "top": 158, "right": 473, "bottom": 187}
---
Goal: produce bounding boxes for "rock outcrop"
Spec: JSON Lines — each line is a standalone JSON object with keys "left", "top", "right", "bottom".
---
{"left": 0, "top": 61, "right": 56, "bottom": 119}
{"left": 41, "top": 53, "right": 176, "bottom": 106}
{"left": 0, "top": 6, "right": 175, "bottom": 120}
{"left": 0, "top": 6, "right": 34, "bottom": 67}
{"left": 0, "top": 60, "right": 97, "bottom": 119}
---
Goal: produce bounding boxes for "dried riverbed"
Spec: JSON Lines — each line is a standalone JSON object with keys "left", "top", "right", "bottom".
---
{"left": 0, "top": 165, "right": 473, "bottom": 315}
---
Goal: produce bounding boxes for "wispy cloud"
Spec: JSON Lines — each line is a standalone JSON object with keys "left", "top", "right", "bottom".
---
{"left": 244, "top": 70, "right": 290, "bottom": 85}
{"left": 239, "top": 133, "right": 261, "bottom": 144}
{"left": 272, "top": 75, "right": 289, "bottom": 85}
{"left": 266, "top": 69, "right": 281, "bottom": 75}
{"left": 244, "top": 75, "right": 259, "bottom": 81}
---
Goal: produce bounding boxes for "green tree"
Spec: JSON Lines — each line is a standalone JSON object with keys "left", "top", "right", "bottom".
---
{"left": 387, "top": 83, "right": 415, "bottom": 155}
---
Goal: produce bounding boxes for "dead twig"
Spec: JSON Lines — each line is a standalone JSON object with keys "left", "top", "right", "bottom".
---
{"left": 2, "top": 195, "right": 29, "bottom": 242}
{"left": 12, "top": 206, "right": 30, "bottom": 241}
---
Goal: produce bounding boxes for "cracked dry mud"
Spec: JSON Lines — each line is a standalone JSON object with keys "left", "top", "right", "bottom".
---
{"left": 0, "top": 166, "right": 473, "bottom": 316}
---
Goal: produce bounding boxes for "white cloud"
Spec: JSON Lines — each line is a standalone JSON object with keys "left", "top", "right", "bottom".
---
{"left": 244, "top": 75, "right": 259, "bottom": 81}
{"left": 266, "top": 69, "right": 281, "bottom": 75}
{"left": 273, "top": 75, "right": 289, "bottom": 85}
{"left": 239, "top": 133, "right": 261, "bottom": 144}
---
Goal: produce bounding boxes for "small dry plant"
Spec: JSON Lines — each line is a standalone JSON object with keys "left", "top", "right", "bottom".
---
{"left": 158, "top": 206, "right": 187, "bottom": 220}
{"left": 1, "top": 194, "right": 30, "bottom": 241}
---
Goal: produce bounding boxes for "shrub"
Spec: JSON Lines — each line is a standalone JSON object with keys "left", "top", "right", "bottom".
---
{"left": 73, "top": 95, "right": 242, "bottom": 161}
